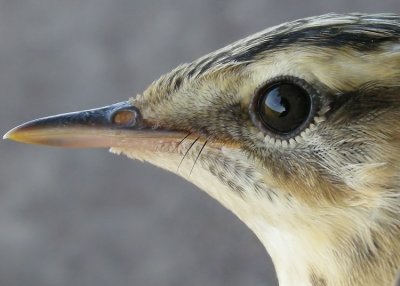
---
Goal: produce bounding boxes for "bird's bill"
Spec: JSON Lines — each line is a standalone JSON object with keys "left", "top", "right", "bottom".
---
{"left": 3, "top": 101, "right": 184, "bottom": 149}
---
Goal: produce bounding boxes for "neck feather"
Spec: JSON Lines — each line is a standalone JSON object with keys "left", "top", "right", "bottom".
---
{"left": 111, "top": 146, "right": 400, "bottom": 286}
{"left": 243, "top": 203, "right": 400, "bottom": 286}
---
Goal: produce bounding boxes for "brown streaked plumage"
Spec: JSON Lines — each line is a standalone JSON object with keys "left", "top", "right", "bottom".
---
{"left": 3, "top": 13, "right": 400, "bottom": 286}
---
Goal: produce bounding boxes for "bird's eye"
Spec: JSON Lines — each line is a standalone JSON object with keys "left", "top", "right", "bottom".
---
{"left": 250, "top": 76, "right": 318, "bottom": 139}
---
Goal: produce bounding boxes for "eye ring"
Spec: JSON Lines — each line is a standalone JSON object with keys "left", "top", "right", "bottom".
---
{"left": 249, "top": 76, "right": 319, "bottom": 140}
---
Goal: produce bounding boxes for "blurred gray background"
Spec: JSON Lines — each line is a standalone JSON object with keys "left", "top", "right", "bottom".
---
{"left": 1, "top": 1, "right": 399, "bottom": 286}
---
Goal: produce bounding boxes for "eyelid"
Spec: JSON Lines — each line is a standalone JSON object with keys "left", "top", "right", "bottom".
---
{"left": 249, "top": 75, "right": 320, "bottom": 140}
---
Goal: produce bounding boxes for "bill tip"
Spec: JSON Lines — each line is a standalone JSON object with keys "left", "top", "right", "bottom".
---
{"left": 3, "top": 129, "right": 13, "bottom": 140}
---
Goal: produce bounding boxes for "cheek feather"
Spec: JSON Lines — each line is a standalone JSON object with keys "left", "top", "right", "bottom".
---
{"left": 5, "top": 13, "right": 400, "bottom": 286}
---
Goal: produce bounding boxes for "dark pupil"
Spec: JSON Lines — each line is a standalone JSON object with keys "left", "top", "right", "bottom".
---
{"left": 259, "top": 83, "right": 310, "bottom": 133}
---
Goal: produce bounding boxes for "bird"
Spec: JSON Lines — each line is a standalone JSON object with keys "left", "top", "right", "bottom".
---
{"left": 3, "top": 13, "right": 400, "bottom": 286}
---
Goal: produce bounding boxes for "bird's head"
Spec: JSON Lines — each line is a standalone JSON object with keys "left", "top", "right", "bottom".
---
{"left": 4, "top": 13, "right": 400, "bottom": 286}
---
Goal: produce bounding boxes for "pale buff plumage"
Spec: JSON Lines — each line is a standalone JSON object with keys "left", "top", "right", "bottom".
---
{"left": 4, "top": 13, "right": 400, "bottom": 286}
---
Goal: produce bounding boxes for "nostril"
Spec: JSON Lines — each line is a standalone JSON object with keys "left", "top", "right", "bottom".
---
{"left": 111, "top": 109, "right": 138, "bottom": 127}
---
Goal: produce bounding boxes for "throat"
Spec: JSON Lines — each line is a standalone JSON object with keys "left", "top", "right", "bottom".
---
{"left": 243, "top": 212, "right": 400, "bottom": 286}
{"left": 251, "top": 223, "right": 331, "bottom": 286}
{"left": 110, "top": 146, "right": 400, "bottom": 286}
